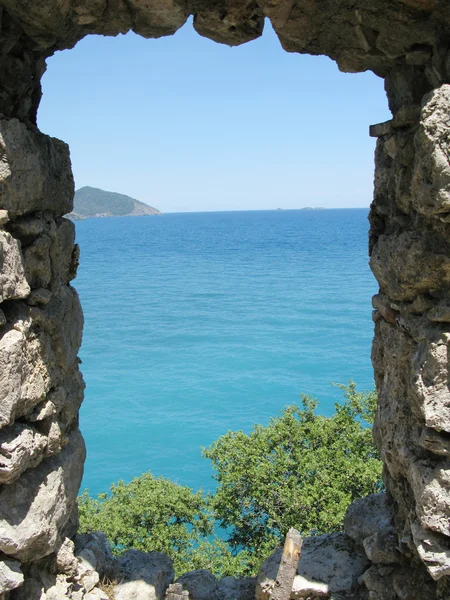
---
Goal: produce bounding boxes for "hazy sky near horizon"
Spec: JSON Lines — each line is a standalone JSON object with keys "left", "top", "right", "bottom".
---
{"left": 38, "top": 18, "right": 391, "bottom": 213}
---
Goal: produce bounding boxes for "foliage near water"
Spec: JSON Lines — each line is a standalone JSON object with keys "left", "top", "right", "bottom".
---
{"left": 78, "top": 382, "right": 382, "bottom": 577}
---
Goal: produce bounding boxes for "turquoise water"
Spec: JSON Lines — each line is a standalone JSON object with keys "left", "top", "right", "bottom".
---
{"left": 75, "top": 209, "right": 377, "bottom": 496}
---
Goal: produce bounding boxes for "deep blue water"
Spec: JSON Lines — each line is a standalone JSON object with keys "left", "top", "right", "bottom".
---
{"left": 75, "top": 209, "right": 377, "bottom": 496}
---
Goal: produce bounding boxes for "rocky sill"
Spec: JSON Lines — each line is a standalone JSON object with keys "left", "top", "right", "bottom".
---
{"left": 4, "top": 492, "right": 421, "bottom": 600}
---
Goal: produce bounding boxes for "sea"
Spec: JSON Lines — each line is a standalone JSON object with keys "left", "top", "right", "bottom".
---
{"left": 74, "top": 208, "right": 378, "bottom": 497}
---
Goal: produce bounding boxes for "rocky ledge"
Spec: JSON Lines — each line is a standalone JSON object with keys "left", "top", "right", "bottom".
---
{"left": 2, "top": 492, "right": 432, "bottom": 600}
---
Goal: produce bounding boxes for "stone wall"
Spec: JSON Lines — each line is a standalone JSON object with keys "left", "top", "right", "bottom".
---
{"left": 368, "top": 77, "right": 450, "bottom": 598}
{"left": 0, "top": 113, "right": 85, "bottom": 597}
{"left": 1, "top": 1, "right": 450, "bottom": 598}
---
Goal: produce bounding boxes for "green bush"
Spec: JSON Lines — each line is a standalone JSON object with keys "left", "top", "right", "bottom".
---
{"left": 78, "top": 473, "right": 213, "bottom": 575}
{"left": 78, "top": 382, "right": 382, "bottom": 577}
{"left": 204, "top": 381, "right": 382, "bottom": 562}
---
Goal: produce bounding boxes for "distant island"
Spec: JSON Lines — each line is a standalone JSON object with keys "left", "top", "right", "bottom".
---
{"left": 67, "top": 186, "right": 162, "bottom": 220}
{"left": 275, "top": 207, "right": 326, "bottom": 211}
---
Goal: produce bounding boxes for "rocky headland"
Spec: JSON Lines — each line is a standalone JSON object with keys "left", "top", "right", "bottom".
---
{"left": 68, "top": 187, "right": 161, "bottom": 220}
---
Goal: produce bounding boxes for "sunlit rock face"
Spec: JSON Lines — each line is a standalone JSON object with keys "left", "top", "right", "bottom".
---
{"left": 368, "top": 81, "right": 450, "bottom": 598}
{"left": 1, "top": 1, "right": 450, "bottom": 598}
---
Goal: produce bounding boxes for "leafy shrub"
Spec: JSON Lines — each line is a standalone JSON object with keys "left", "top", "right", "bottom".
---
{"left": 78, "top": 382, "right": 382, "bottom": 577}
{"left": 204, "top": 381, "right": 382, "bottom": 562}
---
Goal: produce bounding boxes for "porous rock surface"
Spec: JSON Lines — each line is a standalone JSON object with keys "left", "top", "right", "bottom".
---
{"left": 9, "top": 532, "right": 113, "bottom": 600}
{"left": 114, "top": 550, "right": 174, "bottom": 600}
{"left": 256, "top": 532, "right": 369, "bottom": 600}
{"left": 4, "top": 534, "right": 255, "bottom": 600}
{"left": 1, "top": 0, "right": 450, "bottom": 599}
{"left": 0, "top": 231, "right": 29, "bottom": 303}
{"left": 176, "top": 570, "right": 217, "bottom": 600}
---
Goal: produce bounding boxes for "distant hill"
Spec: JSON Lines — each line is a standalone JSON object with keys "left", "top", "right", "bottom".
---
{"left": 68, "top": 186, "right": 161, "bottom": 219}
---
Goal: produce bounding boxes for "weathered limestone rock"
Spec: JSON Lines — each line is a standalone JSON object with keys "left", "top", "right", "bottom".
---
{"left": 409, "top": 457, "right": 450, "bottom": 538}
{"left": 0, "top": 558, "right": 23, "bottom": 593}
{"left": 256, "top": 533, "right": 369, "bottom": 600}
{"left": 428, "top": 305, "right": 450, "bottom": 322}
{"left": 115, "top": 577, "right": 162, "bottom": 599}
{"left": 50, "top": 218, "right": 78, "bottom": 286}
{"left": 26, "top": 399, "right": 57, "bottom": 423}
{"left": 7, "top": 533, "right": 117, "bottom": 599}
{"left": 368, "top": 71, "right": 450, "bottom": 596}
{"left": 216, "top": 576, "right": 256, "bottom": 600}
{"left": 9, "top": 575, "right": 44, "bottom": 600}
{"left": 0, "top": 429, "right": 85, "bottom": 562}
{"left": 411, "top": 521, "right": 450, "bottom": 579}
{"left": 344, "top": 495, "right": 401, "bottom": 567}
{"left": 13, "top": 215, "right": 77, "bottom": 293}
{"left": 0, "top": 316, "right": 50, "bottom": 429}
{"left": 0, "top": 285, "right": 83, "bottom": 429}
{"left": 27, "top": 288, "right": 53, "bottom": 306}
{"left": 412, "top": 85, "right": 450, "bottom": 217}
{"left": 85, "top": 589, "right": 109, "bottom": 600}
{"left": 412, "top": 338, "right": 450, "bottom": 433}
{"left": 166, "top": 582, "right": 190, "bottom": 600}
{"left": 291, "top": 575, "right": 328, "bottom": 598}
{"left": 45, "top": 371, "right": 85, "bottom": 439}
{"left": 55, "top": 538, "right": 79, "bottom": 578}
{"left": 370, "top": 230, "right": 450, "bottom": 302}
{"left": 0, "top": 119, "right": 74, "bottom": 218}
{"left": 362, "top": 565, "right": 396, "bottom": 600}
{"left": 0, "top": 0, "right": 191, "bottom": 48}
{"left": 164, "top": 574, "right": 256, "bottom": 600}
{"left": 115, "top": 550, "right": 174, "bottom": 600}
{"left": 363, "top": 530, "right": 401, "bottom": 566}
{"left": 7, "top": 214, "right": 49, "bottom": 245}
{"left": 369, "top": 121, "right": 392, "bottom": 138}
{"left": 22, "top": 234, "right": 52, "bottom": 289}
{"left": 176, "top": 570, "right": 217, "bottom": 600}
{"left": 420, "top": 427, "right": 450, "bottom": 456}
{"left": 0, "top": 422, "right": 48, "bottom": 484}
{"left": 30, "top": 285, "right": 84, "bottom": 369}
{"left": 0, "top": 231, "right": 29, "bottom": 302}
{"left": 75, "top": 548, "right": 100, "bottom": 594}
{"left": 74, "top": 532, "right": 115, "bottom": 580}
{"left": 0, "top": 0, "right": 448, "bottom": 69}
{"left": 9, "top": 546, "right": 257, "bottom": 600}
{"left": 372, "top": 308, "right": 450, "bottom": 581}
{"left": 260, "top": 1, "right": 440, "bottom": 77}
{"left": 45, "top": 573, "right": 72, "bottom": 599}
{"left": 344, "top": 494, "right": 395, "bottom": 544}
{"left": 363, "top": 560, "right": 437, "bottom": 600}
{"left": 299, "top": 534, "right": 369, "bottom": 596}
{"left": 0, "top": 1, "right": 450, "bottom": 598}
{"left": 193, "top": 2, "right": 264, "bottom": 46}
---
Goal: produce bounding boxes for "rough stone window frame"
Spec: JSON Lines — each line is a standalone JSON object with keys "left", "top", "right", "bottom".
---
{"left": 1, "top": 1, "right": 450, "bottom": 598}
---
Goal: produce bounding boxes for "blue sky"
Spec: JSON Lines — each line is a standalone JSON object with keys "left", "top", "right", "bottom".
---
{"left": 38, "top": 18, "right": 391, "bottom": 213}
